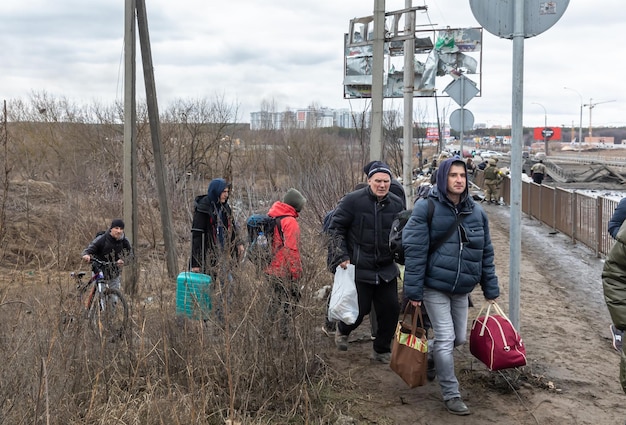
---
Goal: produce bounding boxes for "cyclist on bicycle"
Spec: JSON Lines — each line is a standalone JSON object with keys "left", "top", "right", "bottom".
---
{"left": 81, "top": 219, "right": 133, "bottom": 293}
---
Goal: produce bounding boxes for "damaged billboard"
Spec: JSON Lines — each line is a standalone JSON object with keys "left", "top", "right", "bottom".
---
{"left": 344, "top": 26, "right": 483, "bottom": 99}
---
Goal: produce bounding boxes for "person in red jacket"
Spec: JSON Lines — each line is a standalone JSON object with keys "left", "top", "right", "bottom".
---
{"left": 265, "top": 188, "right": 306, "bottom": 335}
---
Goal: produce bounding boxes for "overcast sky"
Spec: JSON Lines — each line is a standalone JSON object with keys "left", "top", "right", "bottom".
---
{"left": 1, "top": 0, "right": 623, "bottom": 130}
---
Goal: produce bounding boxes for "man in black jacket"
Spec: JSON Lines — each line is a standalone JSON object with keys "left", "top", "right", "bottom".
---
{"left": 82, "top": 218, "right": 133, "bottom": 293}
{"left": 328, "top": 161, "right": 404, "bottom": 363}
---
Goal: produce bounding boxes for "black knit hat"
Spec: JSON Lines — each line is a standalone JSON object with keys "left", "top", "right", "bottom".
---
{"left": 283, "top": 188, "right": 307, "bottom": 212}
{"left": 366, "top": 161, "right": 392, "bottom": 178}
{"left": 363, "top": 160, "right": 377, "bottom": 175}
{"left": 110, "top": 219, "right": 125, "bottom": 229}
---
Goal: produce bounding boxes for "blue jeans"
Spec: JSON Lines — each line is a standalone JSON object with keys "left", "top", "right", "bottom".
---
{"left": 423, "top": 287, "right": 469, "bottom": 401}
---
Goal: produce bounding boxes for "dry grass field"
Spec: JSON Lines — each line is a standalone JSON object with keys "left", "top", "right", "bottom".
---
{"left": 1, "top": 105, "right": 625, "bottom": 423}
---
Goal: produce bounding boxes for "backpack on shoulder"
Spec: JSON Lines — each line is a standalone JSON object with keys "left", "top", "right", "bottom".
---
{"left": 389, "top": 198, "right": 435, "bottom": 265}
{"left": 245, "top": 214, "right": 285, "bottom": 267}
{"left": 322, "top": 209, "right": 334, "bottom": 234}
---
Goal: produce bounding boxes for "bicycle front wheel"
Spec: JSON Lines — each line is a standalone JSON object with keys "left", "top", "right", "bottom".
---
{"left": 96, "top": 288, "right": 129, "bottom": 340}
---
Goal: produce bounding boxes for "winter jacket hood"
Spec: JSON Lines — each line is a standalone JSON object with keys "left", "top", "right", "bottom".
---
{"left": 436, "top": 156, "right": 469, "bottom": 205}
{"left": 265, "top": 201, "right": 302, "bottom": 280}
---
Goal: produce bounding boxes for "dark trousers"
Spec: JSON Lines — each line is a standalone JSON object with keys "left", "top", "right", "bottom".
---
{"left": 267, "top": 275, "right": 300, "bottom": 337}
{"left": 337, "top": 277, "right": 400, "bottom": 354}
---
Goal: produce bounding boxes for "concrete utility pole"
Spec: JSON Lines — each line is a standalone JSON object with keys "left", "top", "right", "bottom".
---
{"left": 370, "top": 0, "right": 385, "bottom": 161}
{"left": 135, "top": 0, "right": 179, "bottom": 278}
{"left": 123, "top": 0, "right": 139, "bottom": 295}
{"left": 402, "top": 0, "right": 415, "bottom": 204}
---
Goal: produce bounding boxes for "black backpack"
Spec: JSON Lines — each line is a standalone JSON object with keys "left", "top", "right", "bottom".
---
{"left": 322, "top": 209, "right": 335, "bottom": 234}
{"left": 245, "top": 214, "right": 286, "bottom": 267}
{"left": 389, "top": 198, "right": 435, "bottom": 265}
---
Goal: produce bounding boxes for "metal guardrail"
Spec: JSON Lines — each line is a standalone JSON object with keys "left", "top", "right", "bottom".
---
{"left": 549, "top": 155, "right": 626, "bottom": 169}
{"left": 475, "top": 171, "right": 618, "bottom": 257}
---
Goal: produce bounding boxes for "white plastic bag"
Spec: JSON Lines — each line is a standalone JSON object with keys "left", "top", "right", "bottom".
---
{"left": 328, "top": 264, "right": 358, "bottom": 325}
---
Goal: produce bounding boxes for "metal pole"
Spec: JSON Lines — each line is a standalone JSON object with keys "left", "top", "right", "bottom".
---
{"left": 508, "top": 0, "right": 525, "bottom": 331}
{"left": 543, "top": 108, "right": 548, "bottom": 156}
{"left": 435, "top": 96, "right": 442, "bottom": 154}
{"left": 587, "top": 98, "right": 594, "bottom": 137}
{"left": 579, "top": 102, "right": 583, "bottom": 143}
{"left": 370, "top": 0, "right": 385, "bottom": 161}
{"left": 459, "top": 78, "right": 465, "bottom": 157}
{"left": 402, "top": 0, "right": 415, "bottom": 204}
{"left": 532, "top": 102, "right": 547, "bottom": 155}
{"left": 123, "top": 0, "right": 139, "bottom": 295}
{"left": 564, "top": 87, "right": 583, "bottom": 144}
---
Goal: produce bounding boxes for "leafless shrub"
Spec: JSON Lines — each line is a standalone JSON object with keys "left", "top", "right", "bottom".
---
{"left": 0, "top": 93, "right": 422, "bottom": 423}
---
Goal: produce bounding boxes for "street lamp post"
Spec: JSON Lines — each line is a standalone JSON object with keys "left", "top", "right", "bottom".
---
{"left": 564, "top": 87, "right": 583, "bottom": 144}
{"left": 532, "top": 102, "right": 548, "bottom": 155}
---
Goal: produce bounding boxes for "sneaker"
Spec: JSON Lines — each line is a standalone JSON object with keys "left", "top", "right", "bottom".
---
{"left": 611, "top": 324, "right": 623, "bottom": 352}
{"left": 335, "top": 331, "right": 348, "bottom": 351}
{"left": 427, "top": 357, "right": 436, "bottom": 381}
{"left": 370, "top": 350, "right": 391, "bottom": 364}
{"left": 445, "top": 397, "right": 470, "bottom": 416}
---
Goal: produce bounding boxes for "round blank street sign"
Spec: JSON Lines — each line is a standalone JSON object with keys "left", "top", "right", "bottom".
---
{"left": 449, "top": 109, "right": 474, "bottom": 132}
{"left": 470, "top": 0, "right": 570, "bottom": 39}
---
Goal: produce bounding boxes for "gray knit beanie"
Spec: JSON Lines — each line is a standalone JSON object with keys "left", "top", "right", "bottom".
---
{"left": 283, "top": 188, "right": 306, "bottom": 212}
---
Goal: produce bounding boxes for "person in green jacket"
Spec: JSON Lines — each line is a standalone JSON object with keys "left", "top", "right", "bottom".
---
{"left": 601, "top": 220, "right": 626, "bottom": 394}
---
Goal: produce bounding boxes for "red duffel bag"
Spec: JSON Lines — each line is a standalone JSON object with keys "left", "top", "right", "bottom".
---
{"left": 469, "top": 301, "right": 527, "bottom": 371}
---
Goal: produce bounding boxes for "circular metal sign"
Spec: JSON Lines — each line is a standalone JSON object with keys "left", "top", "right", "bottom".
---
{"left": 469, "top": 0, "right": 570, "bottom": 39}
{"left": 449, "top": 109, "right": 475, "bottom": 132}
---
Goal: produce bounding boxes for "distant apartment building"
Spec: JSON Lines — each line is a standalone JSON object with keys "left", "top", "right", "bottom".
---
{"left": 250, "top": 107, "right": 367, "bottom": 130}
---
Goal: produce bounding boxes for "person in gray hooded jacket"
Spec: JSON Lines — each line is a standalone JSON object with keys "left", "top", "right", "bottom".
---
{"left": 402, "top": 156, "right": 500, "bottom": 416}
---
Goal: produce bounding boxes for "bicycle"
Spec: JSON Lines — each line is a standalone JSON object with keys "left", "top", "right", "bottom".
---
{"left": 65, "top": 258, "right": 129, "bottom": 340}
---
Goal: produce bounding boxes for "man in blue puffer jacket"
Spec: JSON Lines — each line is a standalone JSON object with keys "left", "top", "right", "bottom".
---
{"left": 403, "top": 156, "right": 500, "bottom": 416}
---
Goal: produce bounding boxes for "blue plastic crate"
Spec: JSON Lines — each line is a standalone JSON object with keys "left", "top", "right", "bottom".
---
{"left": 176, "top": 272, "right": 212, "bottom": 319}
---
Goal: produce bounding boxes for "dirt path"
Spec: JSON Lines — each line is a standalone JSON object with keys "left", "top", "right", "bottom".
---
{"left": 322, "top": 203, "right": 626, "bottom": 424}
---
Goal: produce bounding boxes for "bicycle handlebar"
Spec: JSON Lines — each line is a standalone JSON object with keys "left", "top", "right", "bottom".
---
{"left": 88, "top": 257, "right": 117, "bottom": 267}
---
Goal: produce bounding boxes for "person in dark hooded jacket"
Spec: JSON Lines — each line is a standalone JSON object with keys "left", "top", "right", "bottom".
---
{"left": 191, "top": 178, "right": 244, "bottom": 277}
{"left": 403, "top": 156, "right": 500, "bottom": 416}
